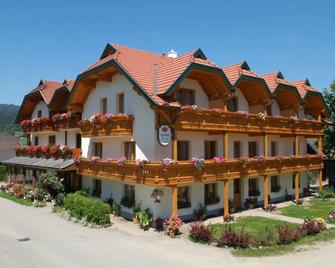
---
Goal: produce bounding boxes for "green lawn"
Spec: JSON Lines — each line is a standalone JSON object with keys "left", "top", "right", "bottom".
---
{"left": 209, "top": 216, "right": 335, "bottom": 257}
{"left": 279, "top": 198, "right": 335, "bottom": 222}
{"left": 0, "top": 190, "right": 33, "bottom": 206}
{"left": 211, "top": 216, "right": 298, "bottom": 239}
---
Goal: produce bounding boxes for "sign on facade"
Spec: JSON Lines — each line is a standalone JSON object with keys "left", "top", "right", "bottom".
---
{"left": 158, "top": 125, "right": 171, "bottom": 146}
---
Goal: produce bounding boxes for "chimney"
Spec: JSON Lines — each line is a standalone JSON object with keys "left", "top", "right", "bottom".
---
{"left": 167, "top": 49, "right": 177, "bottom": 58}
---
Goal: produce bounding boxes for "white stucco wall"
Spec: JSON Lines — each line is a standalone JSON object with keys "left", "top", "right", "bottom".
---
{"left": 31, "top": 129, "right": 79, "bottom": 148}
{"left": 179, "top": 79, "right": 209, "bottom": 108}
{"left": 235, "top": 88, "right": 249, "bottom": 112}
{"left": 31, "top": 101, "right": 49, "bottom": 119}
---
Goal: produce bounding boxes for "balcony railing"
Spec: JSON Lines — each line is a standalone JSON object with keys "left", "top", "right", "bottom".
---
{"left": 173, "top": 109, "right": 323, "bottom": 137}
{"left": 52, "top": 113, "right": 82, "bottom": 130}
{"left": 79, "top": 114, "right": 134, "bottom": 137}
{"left": 21, "top": 117, "right": 54, "bottom": 133}
{"left": 15, "top": 145, "right": 81, "bottom": 160}
{"left": 77, "top": 155, "right": 323, "bottom": 186}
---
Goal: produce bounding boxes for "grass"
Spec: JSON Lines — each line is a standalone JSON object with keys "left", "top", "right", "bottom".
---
{"left": 209, "top": 216, "right": 335, "bottom": 257}
{"left": 279, "top": 198, "right": 335, "bottom": 222}
{"left": 211, "top": 216, "right": 298, "bottom": 239}
{"left": 0, "top": 190, "right": 33, "bottom": 206}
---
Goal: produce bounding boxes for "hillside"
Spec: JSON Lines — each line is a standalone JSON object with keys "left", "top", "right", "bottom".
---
{"left": 0, "top": 104, "right": 21, "bottom": 135}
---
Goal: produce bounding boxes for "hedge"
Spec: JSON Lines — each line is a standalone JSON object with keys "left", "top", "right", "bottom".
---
{"left": 64, "top": 192, "right": 111, "bottom": 226}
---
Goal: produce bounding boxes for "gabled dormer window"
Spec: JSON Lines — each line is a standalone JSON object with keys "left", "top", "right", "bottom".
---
{"left": 37, "top": 110, "right": 42, "bottom": 118}
{"left": 101, "top": 98, "right": 107, "bottom": 114}
{"left": 266, "top": 104, "right": 272, "bottom": 116}
{"left": 117, "top": 93, "right": 124, "bottom": 114}
{"left": 176, "top": 89, "right": 195, "bottom": 106}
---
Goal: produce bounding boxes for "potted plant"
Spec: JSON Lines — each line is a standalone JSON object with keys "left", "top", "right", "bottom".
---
{"left": 132, "top": 202, "right": 141, "bottom": 224}
{"left": 135, "top": 208, "right": 153, "bottom": 230}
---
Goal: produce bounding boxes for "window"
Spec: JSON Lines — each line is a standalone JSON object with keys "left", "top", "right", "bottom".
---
{"left": 271, "top": 176, "right": 280, "bottom": 192}
{"left": 248, "top": 141, "right": 258, "bottom": 158}
{"left": 34, "top": 136, "right": 39, "bottom": 146}
{"left": 177, "top": 141, "right": 189, "bottom": 161}
{"left": 64, "top": 131, "right": 68, "bottom": 146}
{"left": 271, "top": 141, "right": 277, "bottom": 157}
{"left": 233, "top": 141, "right": 241, "bottom": 158}
{"left": 266, "top": 104, "right": 272, "bottom": 116}
{"left": 176, "top": 89, "right": 195, "bottom": 106}
{"left": 122, "top": 184, "right": 135, "bottom": 207}
{"left": 101, "top": 98, "right": 107, "bottom": 114}
{"left": 292, "top": 174, "right": 300, "bottom": 188}
{"left": 204, "top": 183, "right": 218, "bottom": 205}
{"left": 177, "top": 186, "right": 191, "bottom": 208}
{"left": 204, "top": 141, "right": 216, "bottom": 160}
{"left": 124, "top": 142, "right": 135, "bottom": 160}
{"left": 227, "top": 96, "right": 238, "bottom": 112}
{"left": 76, "top": 134, "right": 81, "bottom": 149}
{"left": 37, "top": 110, "right": 42, "bottom": 118}
{"left": 117, "top": 93, "right": 124, "bottom": 114}
{"left": 248, "top": 178, "right": 259, "bottom": 196}
{"left": 92, "top": 179, "right": 101, "bottom": 197}
{"left": 93, "top": 142, "right": 103, "bottom": 158}
{"left": 48, "top": 135, "right": 56, "bottom": 145}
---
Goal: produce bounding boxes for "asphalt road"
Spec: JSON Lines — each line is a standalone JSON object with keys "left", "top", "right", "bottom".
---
{"left": 0, "top": 197, "right": 334, "bottom": 268}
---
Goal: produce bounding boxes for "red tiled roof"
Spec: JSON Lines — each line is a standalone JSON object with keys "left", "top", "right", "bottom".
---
{"left": 81, "top": 44, "right": 219, "bottom": 101}
{"left": 28, "top": 80, "right": 63, "bottom": 104}
{"left": 222, "top": 62, "right": 260, "bottom": 85}
{"left": 63, "top": 80, "right": 75, "bottom": 91}
{"left": 260, "top": 72, "right": 296, "bottom": 94}
{"left": 291, "top": 80, "right": 318, "bottom": 98}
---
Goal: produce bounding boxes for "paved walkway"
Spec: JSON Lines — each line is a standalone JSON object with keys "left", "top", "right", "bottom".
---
{"left": 1, "top": 197, "right": 335, "bottom": 268}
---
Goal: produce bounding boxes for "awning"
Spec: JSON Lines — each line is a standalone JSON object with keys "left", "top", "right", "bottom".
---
{"left": 1, "top": 156, "right": 77, "bottom": 171}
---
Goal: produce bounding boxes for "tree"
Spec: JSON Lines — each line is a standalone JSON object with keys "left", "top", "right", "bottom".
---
{"left": 323, "top": 81, "right": 335, "bottom": 158}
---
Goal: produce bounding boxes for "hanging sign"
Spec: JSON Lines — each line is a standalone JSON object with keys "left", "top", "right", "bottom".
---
{"left": 158, "top": 125, "right": 172, "bottom": 146}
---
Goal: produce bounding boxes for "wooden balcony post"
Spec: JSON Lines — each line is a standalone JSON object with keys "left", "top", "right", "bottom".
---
{"left": 295, "top": 135, "right": 299, "bottom": 156}
{"left": 224, "top": 132, "right": 229, "bottom": 159}
{"left": 263, "top": 175, "right": 269, "bottom": 209}
{"left": 22, "top": 169, "right": 26, "bottom": 187}
{"left": 318, "top": 136, "right": 322, "bottom": 155}
{"left": 319, "top": 169, "right": 323, "bottom": 191}
{"left": 223, "top": 179, "right": 229, "bottom": 218}
{"left": 171, "top": 185, "right": 178, "bottom": 216}
{"left": 263, "top": 134, "right": 268, "bottom": 157}
{"left": 172, "top": 131, "right": 178, "bottom": 161}
{"left": 294, "top": 173, "right": 299, "bottom": 202}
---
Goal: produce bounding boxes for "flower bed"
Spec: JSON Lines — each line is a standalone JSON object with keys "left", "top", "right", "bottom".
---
{"left": 15, "top": 145, "right": 72, "bottom": 159}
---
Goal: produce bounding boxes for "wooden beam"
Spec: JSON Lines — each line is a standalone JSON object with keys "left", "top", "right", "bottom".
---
{"left": 172, "top": 131, "right": 178, "bottom": 161}
{"left": 171, "top": 185, "right": 178, "bottom": 216}
{"left": 223, "top": 179, "right": 229, "bottom": 218}
{"left": 294, "top": 173, "right": 299, "bottom": 202}
{"left": 295, "top": 135, "right": 299, "bottom": 157}
{"left": 318, "top": 136, "right": 322, "bottom": 155}
{"left": 263, "top": 134, "right": 268, "bottom": 157}
{"left": 319, "top": 170, "right": 323, "bottom": 191}
{"left": 263, "top": 175, "right": 269, "bottom": 209}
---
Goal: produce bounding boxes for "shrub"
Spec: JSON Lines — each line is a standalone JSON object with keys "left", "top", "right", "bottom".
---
{"left": 54, "top": 193, "right": 65, "bottom": 206}
{"left": 136, "top": 208, "right": 153, "bottom": 230}
{"left": 300, "top": 218, "right": 327, "bottom": 235}
{"left": 318, "top": 187, "right": 334, "bottom": 199}
{"left": 189, "top": 222, "right": 212, "bottom": 244}
{"left": 155, "top": 217, "right": 164, "bottom": 231}
{"left": 37, "top": 171, "right": 64, "bottom": 198}
{"left": 163, "top": 215, "right": 184, "bottom": 237}
{"left": 64, "top": 192, "right": 111, "bottom": 226}
{"left": 193, "top": 203, "right": 207, "bottom": 221}
{"left": 111, "top": 202, "right": 121, "bottom": 216}
{"left": 276, "top": 224, "right": 302, "bottom": 245}
{"left": 216, "top": 225, "right": 251, "bottom": 248}
{"left": 76, "top": 188, "right": 90, "bottom": 197}
{"left": 329, "top": 208, "right": 335, "bottom": 222}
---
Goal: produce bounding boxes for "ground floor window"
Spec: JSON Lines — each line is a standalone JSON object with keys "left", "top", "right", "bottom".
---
{"left": 271, "top": 176, "right": 281, "bottom": 192}
{"left": 248, "top": 178, "right": 260, "bottom": 197}
{"left": 92, "top": 179, "right": 101, "bottom": 197}
{"left": 292, "top": 174, "right": 300, "bottom": 189}
{"left": 121, "top": 184, "right": 135, "bottom": 208}
{"left": 204, "top": 183, "right": 219, "bottom": 205}
{"left": 177, "top": 186, "right": 191, "bottom": 209}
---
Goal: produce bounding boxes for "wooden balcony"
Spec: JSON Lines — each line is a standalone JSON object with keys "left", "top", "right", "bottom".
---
{"left": 79, "top": 115, "right": 134, "bottom": 138}
{"left": 53, "top": 113, "right": 82, "bottom": 130}
{"left": 77, "top": 155, "right": 323, "bottom": 186}
{"left": 173, "top": 109, "right": 323, "bottom": 137}
{"left": 21, "top": 117, "right": 54, "bottom": 134}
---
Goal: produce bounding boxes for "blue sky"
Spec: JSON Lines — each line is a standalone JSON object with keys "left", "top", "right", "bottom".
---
{"left": 0, "top": 0, "right": 334, "bottom": 105}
